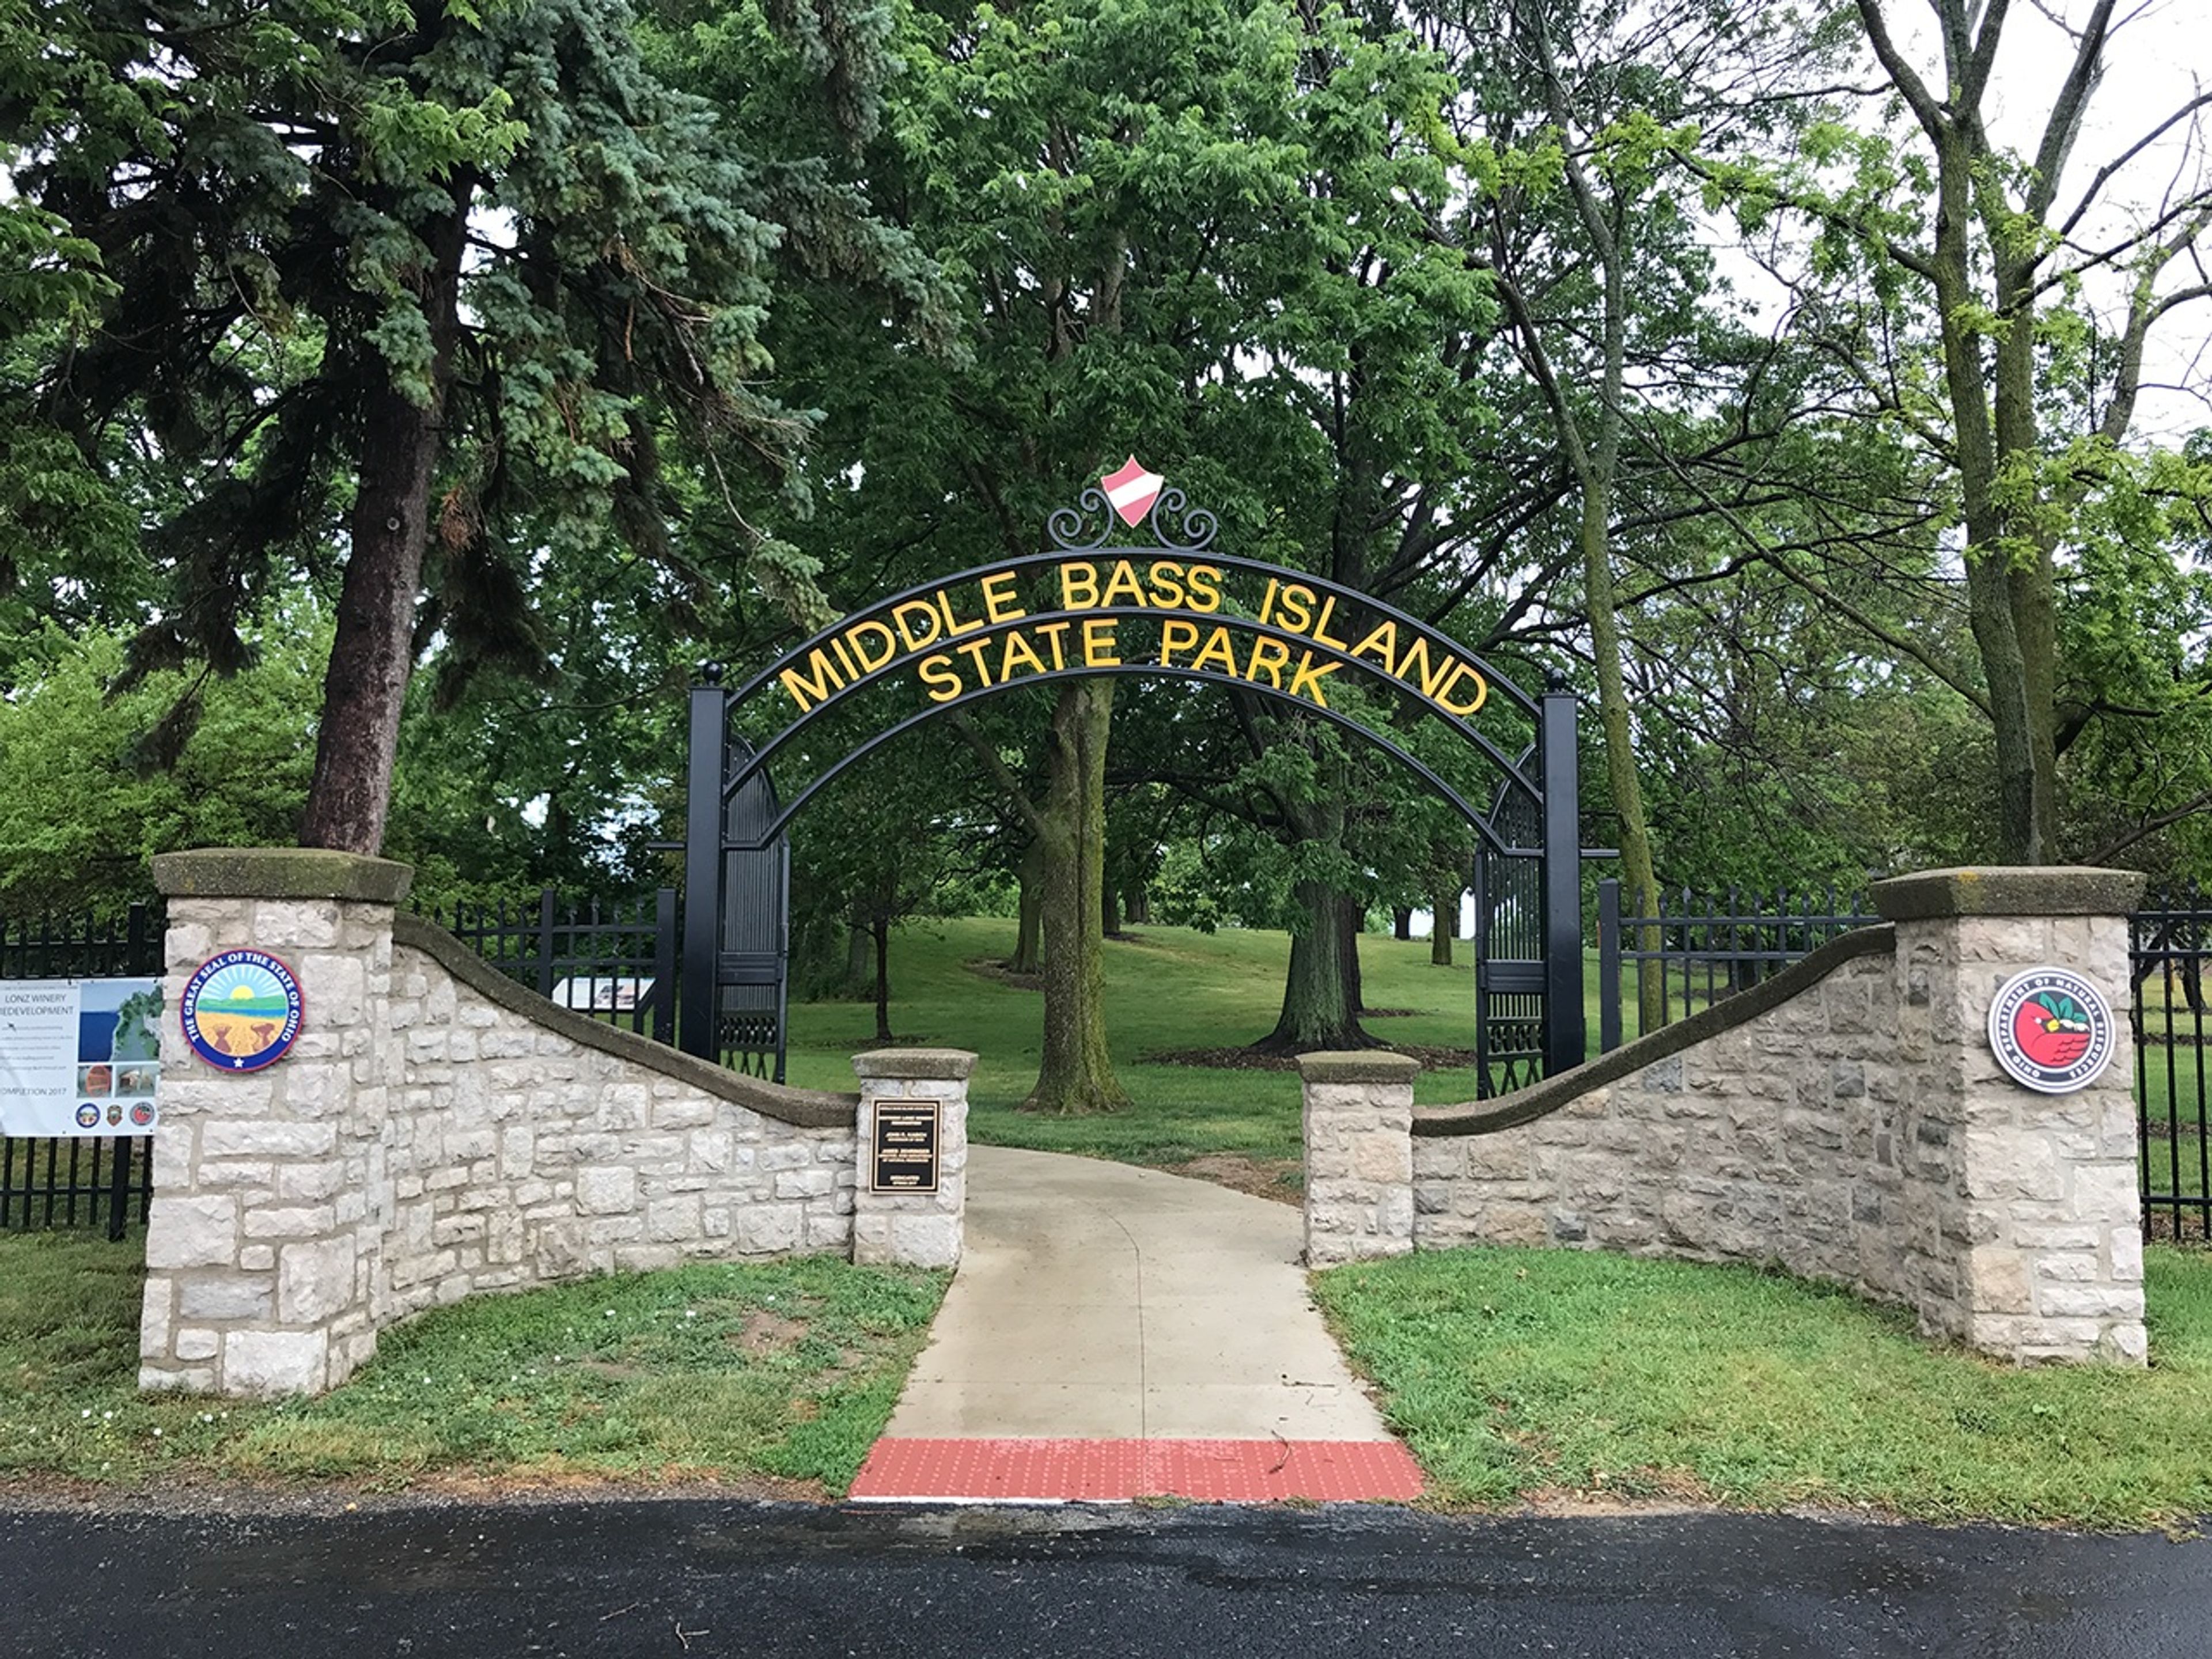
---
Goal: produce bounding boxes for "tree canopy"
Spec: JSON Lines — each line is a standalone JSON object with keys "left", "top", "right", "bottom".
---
{"left": 3, "top": 0, "right": 2209, "bottom": 1073}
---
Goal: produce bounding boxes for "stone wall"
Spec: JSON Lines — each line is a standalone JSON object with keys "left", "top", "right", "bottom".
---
{"left": 851, "top": 1050, "right": 973, "bottom": 1270}
{"left": 1299, "top": 1051, "right": 1416, "bottom": 1264}
{"left": 377, "top": 919, "right": 858, "bottom": 1326}
{"left": 1305, "top": 868, "right": 2149, "bottom": 1366}
{"left": 139, "top": 850, "right": 964, "bottom": 1398}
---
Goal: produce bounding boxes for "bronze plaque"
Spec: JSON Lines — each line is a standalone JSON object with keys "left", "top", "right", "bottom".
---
{"left": 870, "top": 1100, "right": 941, "bottom": 1194}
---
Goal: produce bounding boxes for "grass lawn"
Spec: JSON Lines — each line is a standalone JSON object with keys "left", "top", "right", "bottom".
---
{"left": 0, "top": 1228, "right": 942, "bottom": 1497}
{"left": 1314, "top": 1243, "right": 2212, "bottom": 1529}
{"left": 782, "top": 916, "right": 1516, "bottom": 1176}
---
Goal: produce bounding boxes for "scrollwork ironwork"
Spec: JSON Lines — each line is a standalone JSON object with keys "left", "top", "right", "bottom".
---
{"left": 1148, "top": 487, "right": 1217, "bottom": 552}
{"left": 1044, "top": 483, "right": 1219, "bottom": 552}
{"left": 1046, "top": 487, "right": 1115, "bottom": 552}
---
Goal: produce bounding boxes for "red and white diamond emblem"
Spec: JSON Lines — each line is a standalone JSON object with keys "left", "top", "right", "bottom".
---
{"left": 1100, "top": 456, "right": 1164, "bottom": 527}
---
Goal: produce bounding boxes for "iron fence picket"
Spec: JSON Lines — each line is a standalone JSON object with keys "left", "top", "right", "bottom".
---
{"left": 429, "top": 887, "right": 680, "bottom": 1041}
{"left": 1597, "top": 881, "right": 1879, "bottom": 1051}
{"left": 2132, "top": 889, "right": 2212, "bottom": 1241}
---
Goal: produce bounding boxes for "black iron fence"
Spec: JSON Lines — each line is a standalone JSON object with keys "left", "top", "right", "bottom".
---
{"left": 2133, "top": 889, "right": 2210, "bottom": 1240}
{"left": 1596, "top": 880, "right": 1878, "bottom": 1051}
{"left": 418, "top": 888, "right": 679, "bottom": 1047}
{"left": 0, "top": 906, "right": 161, "bottom": 1240}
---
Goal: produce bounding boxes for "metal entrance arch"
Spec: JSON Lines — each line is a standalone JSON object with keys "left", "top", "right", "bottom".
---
{"left": 676, "top": 479, "right": 1587, "bottom": 1089}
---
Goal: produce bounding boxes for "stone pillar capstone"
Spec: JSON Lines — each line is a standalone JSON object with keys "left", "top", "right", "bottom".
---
{"left": 1870, "top": 866, "right": 2147, "bottom": 1365}
{"left": 1298, "top": 1051, "right": 1418, "bottom": 1265}
{"left": 141, "top": 848, "right": 410, "bottom": 1396}
{"left": 850, "top": 1048, "right": 973, "bottom": 1269}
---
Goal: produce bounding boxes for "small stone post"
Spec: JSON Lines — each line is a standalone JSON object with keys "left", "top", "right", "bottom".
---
{"left": 1870, "top": 867, "right": 2148, "bottom": 1364}
{"left": 850, "top": 1048, "right": 974, "bottom": 1269}
{"left": 1298, "top": 1051, "right": 1419, "bottom": 1265}
{"left": 142, "top": 849, "right": 410, "bottom": 1396}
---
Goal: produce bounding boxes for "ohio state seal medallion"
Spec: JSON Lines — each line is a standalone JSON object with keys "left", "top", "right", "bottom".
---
{"left": 180, "top": 950, "right": 305, "bottom": 1073}
{"left": 1987, "top": 967, "right": 2116, "bottom": 1094}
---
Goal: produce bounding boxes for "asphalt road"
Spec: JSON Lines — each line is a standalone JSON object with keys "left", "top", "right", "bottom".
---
{"left": 3, "top": 1499, "right": 2207, "bottom": 1659}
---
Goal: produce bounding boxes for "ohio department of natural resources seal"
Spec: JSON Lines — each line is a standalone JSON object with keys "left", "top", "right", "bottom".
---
{"left": 180, "top": 950, "right": 304, "bottom": 1073}
{"left": 1987, "top": 966, "right": 2116, "bottom": 1094}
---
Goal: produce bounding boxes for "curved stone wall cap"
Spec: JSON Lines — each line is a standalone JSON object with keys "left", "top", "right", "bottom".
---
{"left": 392, "top": 915, "right": 855, "bottom": 1129}
{"left": 1870, "top": 866, "right": 2147, "bottom": 922}
{"left": 1415, "top": 925, "right": 1896, "bottom": 1138}
{"left": 1296, "top": 1051, "right": 1421, "bottom": 1084}
{"left": 153, "top": 846, "right": 415, "bottom": 905}
{"left": 851, "top": 1048, "right": 978, "bottom": 1081}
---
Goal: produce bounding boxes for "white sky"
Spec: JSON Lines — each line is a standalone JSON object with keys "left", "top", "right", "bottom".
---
{"left": 1895, "top": 0, "right": 2211, "bottom": 439}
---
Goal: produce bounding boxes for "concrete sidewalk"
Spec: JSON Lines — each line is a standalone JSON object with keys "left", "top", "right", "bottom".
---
{"left": 882, "top": 1145, "right": 1391, "bottom": 1441}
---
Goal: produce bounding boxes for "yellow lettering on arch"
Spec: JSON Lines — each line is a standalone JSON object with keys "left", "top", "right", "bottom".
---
{"left": 892, "top": 600, "right": 942, "bottom": 653}
{"left": 1190, "top": 626, "right": 1239, "bottom": 675}
{"left": 999, "top": 628, "right": 1048, "bottom": 680}
{"left": 844, "top": 619, "right": 897, "bottom": 673}
{"left": 1243, "top": 634, "right": 1291, "bottom": 689}
{"left": 779, "top": 646, "right": 846, "bottom": 712}
{"left": 919, "top": 654, "right": 964, "bottom": 703}
{"left": 1349, "top": 620, "right": 1398, "bottom": 667}
{"left": 1287, "top": 651, "right": 1340, "bottom": 707}
{"left": 1100, "top": 559, "right": 1149, "bottom": 607}
{"left": 1437, "top": 662, "right": 1488, "bottom": 715}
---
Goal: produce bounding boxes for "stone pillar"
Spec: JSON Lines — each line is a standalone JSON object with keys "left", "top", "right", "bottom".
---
{"left": 1298, "top": 1052, "right": 1418, "bottom": 1265}
{"left": 1871, "top": 866, "right": 2148, "bottom": 1365}
{"left": 141, "top": 849, "right": 410, "bottom": 1396}
{"left": 850, "top": 1048, "right": 973, "bottom": 1269}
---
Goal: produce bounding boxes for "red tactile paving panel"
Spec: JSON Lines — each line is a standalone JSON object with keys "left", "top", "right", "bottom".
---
{"left": 849, "top": 1438, "right": 1423, "bottom": 1503}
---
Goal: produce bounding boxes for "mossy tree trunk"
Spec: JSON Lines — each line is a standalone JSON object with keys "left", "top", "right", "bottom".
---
{"left": 1026, "top": 679, "right": 1130, "bottom": 1113}
{"left": 871, "top": 914, "right": 893, "bottom": 1043}
{"left": 1010, "top": 839, "right": 1043, "bottom": 974}
{"left": 1263, "top": 882, "right": 1374, "bottom": 1050}
{"left": 1430, "top": 874, "right": 1456, "bottom": 967}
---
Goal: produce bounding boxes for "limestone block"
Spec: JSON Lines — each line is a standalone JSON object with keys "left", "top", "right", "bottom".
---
{"left": 298, "top": 952, "right": 367, "bottom": 1025}
{"left": 648, "top": 1196, "right": 703, "bottom": 1243}
{"left": 241, "top": 1206, "right": 337, "bottom": 1240}
{"left": 887, "top": 1213, "right": 961, "bottom": 1268}
{"left": 2036, "top": 1282, "right": 2142, "bottom": 1321}
{"left": 737, "top": 1205, "right": 802, "bottom": 1255}
{"left": 653, "top": 1096, "right": 717, "bottom": 1131}
{"left": 179, "top": 1274, "right": 275, "bottom": 1321}
{"left": 175, "top": 1328, "right": 219, "bottom": 1363}
{"left": 1964, "top": 1248, "right": 2033, "bottom": 1314}
{"left": 225, "top": 1328, "right": 329, "bottom": 1396}
{"left": 145, "top": 1194, "right": 240, "bottom": 1270}
{"left": 2111, "top": 1226, "right": 2145, "bottom": 1284}
{"left": 1476, "top": 1205, "right": 1550, "bottom": 1247}
{"left": 1959, "top": 1131, "right": 2061, "bottom": 1202}
{"left": 775, "top": 1168, "right": 836, "bottom": 1200}
{"left": 279, "top": 1164, "right": 348, "bottom": 1204}
{"left": 278, "top": 1236, "right": 362, "bottom": 1324}
{"left": 200, "top": 1122, "right": 338, "bottom": 1159}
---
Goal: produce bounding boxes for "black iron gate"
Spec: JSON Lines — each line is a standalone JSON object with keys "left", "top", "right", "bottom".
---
{"left": 680, "top": 474, "right": 1587, "bottom": 1086}
{"left": 1, "top": 907, "right": 160, "bottom": 1239}
{"left": 681, "top": 686, "right": 791, "bottom": 1081}
{"left": 1472, "top": 747, "right": 1546, "bottom": 1096}
{"left": 2133, "top": 889, "right": 2211, "bottom": 1240}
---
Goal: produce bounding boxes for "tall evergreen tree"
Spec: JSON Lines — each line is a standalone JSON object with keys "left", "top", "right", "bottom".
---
{"left": 5, "top": 0, "right": 929, "bottom": 852}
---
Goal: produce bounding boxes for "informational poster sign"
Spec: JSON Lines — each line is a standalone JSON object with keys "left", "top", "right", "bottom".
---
{"left": 0, "top": 978, "right": 163, "bottom": 1137}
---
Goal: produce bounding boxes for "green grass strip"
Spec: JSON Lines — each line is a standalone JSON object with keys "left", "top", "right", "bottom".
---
{"left": 1, "top": 1230, "right": 944, "bottom": 1495}
{"left": 1314, "top": 1243, "right": 2212, "bottom": 1528}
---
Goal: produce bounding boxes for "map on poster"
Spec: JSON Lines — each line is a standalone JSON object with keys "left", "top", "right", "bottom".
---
{"left": 0, "top": 979, "right": 162, "bottom": 1137}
